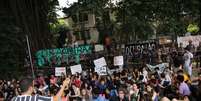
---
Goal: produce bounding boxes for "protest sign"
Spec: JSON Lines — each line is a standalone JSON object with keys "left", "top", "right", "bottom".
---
{"left": 36, "top": 45, "right": 92, "bottom": 66}
{"left": 70, "top": 64, "right": 82, "bottom": 74}
{"left": 159, "top": 36, "right": 172, "bottom": 45}
{"left": 93, "top": 57, "right": 107, "bottom": 68}
{"left": 114, "top": 56, "right": 124, "bottom": 66}
{"left": 177, "top": 35, "right": 201, "bottom": 47}
{"left": 95, "top": 44, "right": 104, "bottom": 52}
{"left": 55, "top": 67, "right": 66, "bottom": 76}
{"left": 95, "top": 66, "right": 107, "bottom": 75}
{"left": 125, "top": 40, "right": 157, "bottom": 56}
{"left": 146, "top": 63, "right": 169, "bottom": 73}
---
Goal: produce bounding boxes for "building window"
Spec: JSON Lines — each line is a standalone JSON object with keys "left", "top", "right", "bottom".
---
{"left": 74, "top": 30, "right": 90, "bottom": 40}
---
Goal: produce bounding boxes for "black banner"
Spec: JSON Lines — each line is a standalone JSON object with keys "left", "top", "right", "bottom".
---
{"left": 125, "top": 40, "right": 157, "bottom": 56}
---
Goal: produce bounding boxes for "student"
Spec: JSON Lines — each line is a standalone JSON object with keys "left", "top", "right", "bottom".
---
{"left": 177, "top": 75, "right": 191, "bottom": 97}
{"left": 183, "top": 48, "right": 193, "bottom": 77}
{"left": 110, "top": 88, "right": 129, "bottom": 101}
{"left": 130, "top": 83, "right": 140, "bottom": 101}
{"left": 11, "top": 77, "right": 70, "bottom": 101}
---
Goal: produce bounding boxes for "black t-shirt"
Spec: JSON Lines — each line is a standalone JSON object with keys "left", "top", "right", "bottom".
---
{"left": 0, "top": 92, "right": 3, "bottom": 98}
{"left": 110, "top": 96, "right": 129, "bottom": 101}
{"left": 113, "top": 80, "right": 121, "bottom": 88}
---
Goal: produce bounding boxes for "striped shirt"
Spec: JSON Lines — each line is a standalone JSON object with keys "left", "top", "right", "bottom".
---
{"left": 11, "top": 95, "right": 53, "bottom": 101}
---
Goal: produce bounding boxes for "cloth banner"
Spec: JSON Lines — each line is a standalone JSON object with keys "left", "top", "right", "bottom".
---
{"left": 177, "top": 35, "right": 201, "bottom": 47}
{"left": 125, "top": 40, "right": 157, "bottom": 56}
{"left": 36, "top": 45, "right": 92, "bottom": 66}
{"left": 146, "top": 63, "right": 169, "bottom": 73}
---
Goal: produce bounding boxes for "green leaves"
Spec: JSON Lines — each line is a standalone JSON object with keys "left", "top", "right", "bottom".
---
{"left": 63, "top": 0, "right": 200, "bottom": 42}
{"left": 0, "top": 0, "right": 59, "bottom": 72}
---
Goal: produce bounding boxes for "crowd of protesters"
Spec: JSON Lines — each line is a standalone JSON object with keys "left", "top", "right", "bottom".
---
{"left": 0, "top": 66, "right": 201, "bottom": 101}
{"left": 0, "top": 41, "right": 201, "bottom": 101}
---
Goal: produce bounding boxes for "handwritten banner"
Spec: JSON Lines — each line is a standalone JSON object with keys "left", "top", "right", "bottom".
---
{"left": 36, "top": 45, "right": 92, "bottom": 66}
{"left": 177, "top": 35, "right": 201, "bottom": 48}
{"left": 125, "top": 40, "right": 157, "bottom": 56}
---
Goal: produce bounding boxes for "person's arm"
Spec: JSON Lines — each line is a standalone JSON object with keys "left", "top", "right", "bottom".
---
{"left": 137, "top": 94, "right": 140, "bottom": 101}
{"left": 53, "top": 78, "right": 70, "bottom": 101}
{"left": 158, "top": 84, "right": 165, "bottom": 89}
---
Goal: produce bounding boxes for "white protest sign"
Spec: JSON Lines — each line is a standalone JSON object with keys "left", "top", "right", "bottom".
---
{"left": 114, "top": 56, "right": 124, "bottom": 66}
{"left": 177, "top": 35, "right": 201, "bottom": 47}
{"left": 146, "top": 63, "right": 168, "bottom": 73}
{"left": 93, "top": 57, "right": 107, "bottom": 68}
{"left": 95, "top": 66, "right": 100, "bottom": 73}
{"left": 70, "top": 64, "right": 82, "bottom": 74}
{"left": 55, "top": 67, "right": 66, "bottom": 76}
{"left": 96, "top": 66, "right": 107, "bottom": 76}
{"left": 95, "top": 44, "right": 104, "bottom": 52}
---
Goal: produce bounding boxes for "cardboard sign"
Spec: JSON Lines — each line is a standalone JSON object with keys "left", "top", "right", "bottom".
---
{"left": 55, "top": 67, "right": 66, "bottom": 76}
{"left": 95, "top": 66, "right": 107, "bottom": 75}
{"left": 93, "top": 57, "right": 107, "bottom": 68}
{"left": 95, "top": 66, "right": 99, "bottom": 73}
{"left": 95, "top": 44, "right": 104, "bottom": 52}
{"left": 114, "top": 56, "right": 124, "bottom": 66}
{"left": 70, "top": 64, "right": 82, "bottom": 74}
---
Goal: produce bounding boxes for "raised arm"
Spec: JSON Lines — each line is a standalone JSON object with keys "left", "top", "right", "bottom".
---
{"left": 53, "top": 78, "right": 70, "bottom": 101}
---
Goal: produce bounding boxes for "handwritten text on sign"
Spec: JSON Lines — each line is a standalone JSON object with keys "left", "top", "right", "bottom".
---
{"left": 93, "top": 57, "right": 107, "bottom": 68}
{"left": 55, "top": 67, "right": 66, "bottom": 76}
{"left": 70, "top": 64, "right": 82, "bottom": 74}
{"left": 36, "top": 45, "right": 92, "bottom": 66}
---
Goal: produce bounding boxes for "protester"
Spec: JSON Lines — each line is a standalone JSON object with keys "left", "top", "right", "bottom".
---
{"left": 129, "top": 83, "right": 140, "bottom": 101}
{"left": 177, "top": 75, "right": 191, "bottom": 97}
{"left": 110, "top": 88, "right": 129, "bottom": 101}
{"left": 0, "top": 40, "right": 200, "bottom": 101}
{"left": 196, "top": 42, "right": 201, "bottom": 68}
{"left": 183, "top": 48, "right": 193, "bottom": 77}
{"left": 185, "top": 40, "right": 195, "bottom": 53}
{"left": 11, "top": 77, "right": 70, "bottom": 101}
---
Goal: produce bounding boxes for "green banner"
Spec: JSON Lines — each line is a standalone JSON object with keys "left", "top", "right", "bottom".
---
{"left": 36, "top": 45, "right": 92, "bottom": 66}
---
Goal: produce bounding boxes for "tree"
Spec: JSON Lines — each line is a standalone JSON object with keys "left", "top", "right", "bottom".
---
{"left": 0, "top": 0, "right": 59, "bottom": 76}
{"left": 6, "top": 0, "right": 59, "bottom": 52}
{"left": 116, "top": 0, "right": 155, "bottom": 42}
{"left": 116, "top": 0, "right": 200, "bottom": 42}
{"left": 63, "top": 0, "right": 200, "bottom": 43}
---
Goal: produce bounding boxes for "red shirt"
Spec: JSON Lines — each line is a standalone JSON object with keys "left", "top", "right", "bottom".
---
{"left": 73, "top": 79, "right": 81, "bottom": 88}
